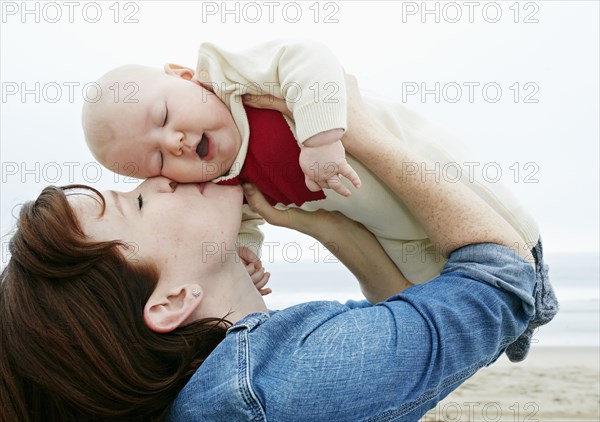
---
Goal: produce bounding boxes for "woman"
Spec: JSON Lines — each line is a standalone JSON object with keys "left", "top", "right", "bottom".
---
{"left": 0, "top": 77, "right": 538, "bottom": 421}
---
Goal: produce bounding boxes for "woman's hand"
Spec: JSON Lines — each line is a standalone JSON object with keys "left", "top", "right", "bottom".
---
{"left": 243, "top": 183, "right": 413, "bottom": 303}
{"left": 241, "top": 183, "right": 339, "bottom": 239}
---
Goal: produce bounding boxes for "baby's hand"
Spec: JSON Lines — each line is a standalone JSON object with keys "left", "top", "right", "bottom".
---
{"left": 238, "top": 246, "right": 271, "bottom": 296}
{"left": 300, "top": 129, "right": 362, "bottom": 197}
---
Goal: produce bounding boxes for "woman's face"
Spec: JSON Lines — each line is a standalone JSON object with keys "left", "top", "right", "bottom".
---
{"left": 69, "top": 177, "right": 244, "bottom": 278}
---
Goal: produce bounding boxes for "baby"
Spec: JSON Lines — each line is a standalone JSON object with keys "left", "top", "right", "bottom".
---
{"left": 82, "top": 40, "right": 556, "bottom": 361}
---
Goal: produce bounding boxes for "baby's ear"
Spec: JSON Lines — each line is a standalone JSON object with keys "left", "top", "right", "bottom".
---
{"left": 164, "top": 63, "right": 196, "bottom": 81}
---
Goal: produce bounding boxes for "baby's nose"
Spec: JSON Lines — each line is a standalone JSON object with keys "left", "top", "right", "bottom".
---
{"left": 140, "top": 176, "right": 178, "bottom": 193}
{"left": 164, "top": 134, "right": 184, "bottom": 156}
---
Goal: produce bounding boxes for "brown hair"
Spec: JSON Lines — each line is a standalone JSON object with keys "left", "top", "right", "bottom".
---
{"left": 0, "top": 185, "right": 230, "bottom": 421}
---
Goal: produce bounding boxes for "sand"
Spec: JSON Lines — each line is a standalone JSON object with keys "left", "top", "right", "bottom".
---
{"left": 421, "top": 347, "right": 600, "bottom": 422}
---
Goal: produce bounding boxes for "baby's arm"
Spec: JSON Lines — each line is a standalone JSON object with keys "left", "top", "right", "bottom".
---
{"left": 237, "top": 206, "right": 271, "bottom": 295}
{"left": 300, "top": 129, "right": 361, "bottom": 196}
{"left": 198, "top": 40, "right": 346, "bottom": 140}
{"left": 238, "top": 245, "right": 271, "bottom": 296}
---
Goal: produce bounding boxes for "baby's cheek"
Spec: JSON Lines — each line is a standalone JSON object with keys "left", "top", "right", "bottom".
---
{"left": 171, "top": 163, "right": 210, "bottom": 183}
{"left": 222, "top": 137, "right": 242, "bottom": 164}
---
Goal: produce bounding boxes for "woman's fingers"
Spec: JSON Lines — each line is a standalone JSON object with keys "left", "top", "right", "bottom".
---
{"left": 243, "top": 183, "right": 291, "bottom": 227}
{"left": 244, "top": 183, "right": 334, "bottom": 237}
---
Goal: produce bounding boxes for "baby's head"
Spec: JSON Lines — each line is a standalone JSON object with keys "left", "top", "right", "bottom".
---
{"left": 82, "top": 64, "right": 242, "bottom": 182}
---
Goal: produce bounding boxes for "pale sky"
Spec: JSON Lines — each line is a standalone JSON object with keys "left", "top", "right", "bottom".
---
{"left": 1, "top": 1, "right": 599, "bottom": 266}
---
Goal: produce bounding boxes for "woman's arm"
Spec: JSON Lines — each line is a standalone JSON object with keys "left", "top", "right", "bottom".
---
{"left": 242, "top": 184, "right": 413, "bottom": 303}
{"left": 241, "top": 73, "right": 533, "bottom": 303}
{"left": 243, "top": 86, "right": 531, "bottom": 264}
{"left": 341, "top": 75, "right": 534, "bottom": 266}
{"left": 229, "top": 79, "right": 538, "bottom": 422}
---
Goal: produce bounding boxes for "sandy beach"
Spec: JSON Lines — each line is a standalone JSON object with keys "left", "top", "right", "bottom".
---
{"left": 422, "top": 347, "right": 600, "bottom": 421}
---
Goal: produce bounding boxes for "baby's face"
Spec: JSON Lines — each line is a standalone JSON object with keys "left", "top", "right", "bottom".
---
{"left": 86, "top": 66, "right": 241, "bottom": 183}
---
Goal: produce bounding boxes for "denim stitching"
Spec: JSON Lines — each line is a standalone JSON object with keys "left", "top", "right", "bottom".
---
{"left": 237, "top": 329, "right": 267, "bottom": 421}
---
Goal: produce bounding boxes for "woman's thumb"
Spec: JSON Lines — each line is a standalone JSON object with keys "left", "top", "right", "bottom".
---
{"left": 243, "top": 183, "right": 266, "bottom": 213}
{"left": 242, "top": 184, "right": 283, "bottom": 226}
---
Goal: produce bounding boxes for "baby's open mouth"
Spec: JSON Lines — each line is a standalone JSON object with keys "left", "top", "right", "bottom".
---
{"left": 196, "top": 135, "right": 209, "bottom": 158}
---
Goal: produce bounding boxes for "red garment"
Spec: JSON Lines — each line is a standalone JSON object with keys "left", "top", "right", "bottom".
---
{"left": 217, "top": 106, "right": 326, "bottom": 206}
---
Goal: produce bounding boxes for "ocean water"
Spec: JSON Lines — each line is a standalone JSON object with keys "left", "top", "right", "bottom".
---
{"left": 262, "top": 252, "right": 600, "bottom": 347}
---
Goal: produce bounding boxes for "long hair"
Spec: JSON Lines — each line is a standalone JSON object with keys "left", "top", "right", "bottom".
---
{"left": 0, "top": 185, "right": 230, "bottom": 421}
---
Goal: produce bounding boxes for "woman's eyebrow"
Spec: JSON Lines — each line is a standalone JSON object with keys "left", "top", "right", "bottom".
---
{"left": 108, "top": 190, "right": 124, "bottom": 217}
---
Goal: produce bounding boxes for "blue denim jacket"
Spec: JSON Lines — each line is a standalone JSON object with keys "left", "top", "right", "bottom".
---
{"left": 168, "top": 244, "right": 536, "bottom": 421}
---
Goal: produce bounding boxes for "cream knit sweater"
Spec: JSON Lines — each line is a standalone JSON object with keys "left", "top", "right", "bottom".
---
{"left": 196, "top": 40, "right": 539, "bottom": 284}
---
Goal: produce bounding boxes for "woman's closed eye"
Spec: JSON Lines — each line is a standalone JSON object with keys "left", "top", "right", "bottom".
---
{"left": 137, "top": 194, "right": 144, "bottom": 210}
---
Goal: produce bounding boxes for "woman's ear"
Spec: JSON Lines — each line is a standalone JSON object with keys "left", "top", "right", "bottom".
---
{"left": 164, "top": 63, "right": 196, "bottom": 81}
{"left": 144, "top": 285, "right": 203, "bottom": 333}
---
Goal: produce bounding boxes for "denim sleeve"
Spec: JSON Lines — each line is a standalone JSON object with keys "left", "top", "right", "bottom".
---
{"left": 254, "top": 243, "right": 537, "bottom": 421}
